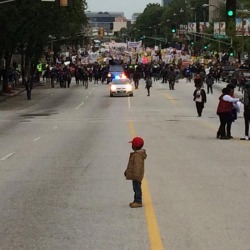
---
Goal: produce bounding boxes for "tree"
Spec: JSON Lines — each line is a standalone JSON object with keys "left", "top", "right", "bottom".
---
{"left": 134, "top": 3, "right": 164, "bottom": 47}
{"left": 0, "top": 0, "right": 88, "bottom": 92}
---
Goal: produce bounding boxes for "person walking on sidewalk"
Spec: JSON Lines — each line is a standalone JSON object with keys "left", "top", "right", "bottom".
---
{"left": 124, "top": 137, "right": 147, "bottom": 208}
{"left": 145, "top": 76, "right": 152, "bottom": 96}
{"left": 193, "top": 85, "right": 206, "bottom": 117}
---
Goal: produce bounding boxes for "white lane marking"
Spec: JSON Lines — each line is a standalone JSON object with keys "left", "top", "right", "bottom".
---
{"left": 86, "top": 96, "right": 89, "bottom": 99}
{"left": 89, "top": 92, "right": 92, "bottom": 95}
{"left": 53, "top": 126, "right": 58, "bottom": 130}
{"left": 75, "top": 101, "right": 85, "bottom": 109}
{"left": 33, "top": 137, "right": 41, "bottom": 142}
{"left": 128, "top": 97, "right": 131, "bottom": 109}
{"left": 1, "top": 152, "right": 15, "bottom": 161}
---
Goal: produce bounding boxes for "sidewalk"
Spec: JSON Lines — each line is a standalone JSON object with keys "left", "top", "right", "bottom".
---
{"left": 0, "top": 80, "right": 45, "bottom": 103}
{"left": 0, "top": 81, "right": 26, "bottom": 103}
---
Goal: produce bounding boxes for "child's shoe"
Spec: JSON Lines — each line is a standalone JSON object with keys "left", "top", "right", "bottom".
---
{"left": 129, "top": 202, "right": 143, "bottom": 208}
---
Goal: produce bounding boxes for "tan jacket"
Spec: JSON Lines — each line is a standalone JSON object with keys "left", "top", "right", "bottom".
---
{"left": 124, "top": 149, "right": 147, "bottom": 181}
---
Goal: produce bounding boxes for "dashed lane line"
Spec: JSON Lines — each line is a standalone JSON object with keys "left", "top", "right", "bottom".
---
{"left": 75, "top": 101, "right": 85, "bottom": 109}
{"left": 1, "top": 152, "right": 15, "bottom": 161}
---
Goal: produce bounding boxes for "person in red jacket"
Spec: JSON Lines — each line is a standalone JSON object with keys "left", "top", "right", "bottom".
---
{"left": 216, "top": 88, "right": 239, "bottom": 139}
{"left": 124, "top": 137, "right": 147, "bottom": 208}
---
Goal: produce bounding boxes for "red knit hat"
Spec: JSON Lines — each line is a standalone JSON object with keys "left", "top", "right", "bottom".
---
{"left": 129, "top": 137, "right": 144, "bottom": 148}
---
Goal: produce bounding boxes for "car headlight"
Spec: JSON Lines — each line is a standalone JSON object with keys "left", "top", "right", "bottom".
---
{"left": 110, "top": 85, "right": 117, "bottom": 91}
{"left": 126, "top": 84, "right": 132, "bottom": 91}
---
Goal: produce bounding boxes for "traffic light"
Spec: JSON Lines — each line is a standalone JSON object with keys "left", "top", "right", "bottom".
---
{"left": 171, "top": 24, "right": 176, "bottom": 33}
{"left": 229, "top": 47, "right": 234, "bottom": 57}
{"left": 59, "top": 0, "right": 68, "bottom": 6}
{"left": 190, "top": 40, "right": 194, "bottom": 46}
{"left": 110, "top": 23, "right": 114, "bottom": 30}
{"left": 203, "top": 44, "right": 208, "bottom": 50}
{"left": 98, "top": 27, "right": 104, "bottom": 38}
{"left": 54, "top": 0, "right": 73, "bottom": 6}
{"left": 226, "top": 0, "right": 236, "bottom": 18}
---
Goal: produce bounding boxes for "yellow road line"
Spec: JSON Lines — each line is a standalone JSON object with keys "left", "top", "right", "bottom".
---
{"left": 129, "top": 121, "right": 164, "bottom": 250}
{"left": 165, "top": 93, "right": 177, "bottom": 106}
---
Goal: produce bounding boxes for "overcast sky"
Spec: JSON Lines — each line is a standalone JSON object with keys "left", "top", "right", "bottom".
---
{"left": 86, "top": 0, "right": 162, "bottom": 19}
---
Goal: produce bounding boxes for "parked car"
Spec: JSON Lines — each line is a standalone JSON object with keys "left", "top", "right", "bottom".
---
{"left": 226, "top": 69, "right": 250, "bottom": 86}
{"left": 221, "top": 66, "right": 236, "bottom": 82}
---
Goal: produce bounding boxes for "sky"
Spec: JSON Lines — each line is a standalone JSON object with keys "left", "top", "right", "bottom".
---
{"left": 86, "top": 0, "right": 162, "bottom": 19}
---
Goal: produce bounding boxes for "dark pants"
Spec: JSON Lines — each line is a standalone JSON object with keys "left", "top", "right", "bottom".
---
{"left": 195, "top": 102, "right": 204, "bottom": 116}
{"left": 26, "top": 90, "right": 31, "bottom": 100}
{"left": 146, "top": 86, "right": 151, "bottom": 96}
{"left": 217, "top": 112, "right": 231, "bottom": 137}
{"left": 169, "top": 80, "right": 175, "bottom": 90}
{"left": 134, "top": 79, "right": 139, "bottom": 89}
{"left": 132, "top": 181, "right": 142, "bottom": 204}
{"left": 244, "top": 111, "right": 250, "bottom": 136}
{"left": 207, "top": 85, "right": 213, "bottom": 94}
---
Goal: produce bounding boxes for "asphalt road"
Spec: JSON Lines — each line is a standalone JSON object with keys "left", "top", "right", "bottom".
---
{"left": 0, "top": 79, "right": 250, "bottom": 250}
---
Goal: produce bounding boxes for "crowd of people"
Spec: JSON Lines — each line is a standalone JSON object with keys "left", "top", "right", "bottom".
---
{"left": 1, "top": 57, "right": 250, "bottom": 140}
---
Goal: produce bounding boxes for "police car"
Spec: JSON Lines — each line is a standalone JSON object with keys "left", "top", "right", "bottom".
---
{"left": 109, "top": 75, "right": 134, "bottom": 97}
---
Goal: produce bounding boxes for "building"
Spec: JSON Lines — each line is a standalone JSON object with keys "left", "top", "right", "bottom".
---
{"left": 114, "top": 16, "right": 127, "bottom": 34}
{"left": 161, "top": 0, "right": 171, "bottom": 6}
{"left": 86, "top": 11, "right": 127, "bottom": 37}
{"left": 208, "top": 0, "right": 224, "bottom": 22}
{"left": 131, "top": 13, "right": 141, "bottom": 24}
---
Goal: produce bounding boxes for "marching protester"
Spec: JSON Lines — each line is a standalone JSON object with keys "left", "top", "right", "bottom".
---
{"left": 194, "top": 74, "right": 203, "bottom": 88}
{"left": 168, "top": 66, "right": 176, "bottom": 90}
{"left": 205, "top": 73, "right": 214, "bottom": 94}
{"left": 25, "top": 73, "right": 33, "bottom": 100}
{"left": 145, "top": 76, "right": 152, "bottom": 96}
{"left": 193, "top": 85, "right": 207, "bottom": 117}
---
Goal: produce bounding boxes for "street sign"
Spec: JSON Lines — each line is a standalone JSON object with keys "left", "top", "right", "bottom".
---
{"left": 214, "top": 34, "right": 227, "bottom": 39}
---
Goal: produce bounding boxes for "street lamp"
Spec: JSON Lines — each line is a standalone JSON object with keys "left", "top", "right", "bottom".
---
{"left": 202, "top": 3, "right": 221, "bottom": 53}
{"left": 190, "top": 7, "right": 197, "bottom": 42}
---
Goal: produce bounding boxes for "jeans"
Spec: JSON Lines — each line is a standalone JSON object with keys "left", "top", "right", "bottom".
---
{"left": 132, "top": 181, "right": 142, "bottom": 204}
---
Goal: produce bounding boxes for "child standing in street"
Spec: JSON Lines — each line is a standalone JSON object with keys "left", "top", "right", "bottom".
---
{"left": 124, "top": 137, "right": 147, "bottom": 208}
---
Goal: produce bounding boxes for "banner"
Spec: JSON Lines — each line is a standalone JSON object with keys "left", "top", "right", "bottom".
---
{"left": 236, "top": 18, "right": 250, "bottom": 36}
{"left": 199, "top": 22, "right": 210, "bottom": 34}
{"left": 214, "top": 22, "right": 226, "bottom": 36}
{"left": 127, "top": 41, "right": 142, "bottom": 49}
{"left": 187, "top": 22, "right": 196, "bottom": 33}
